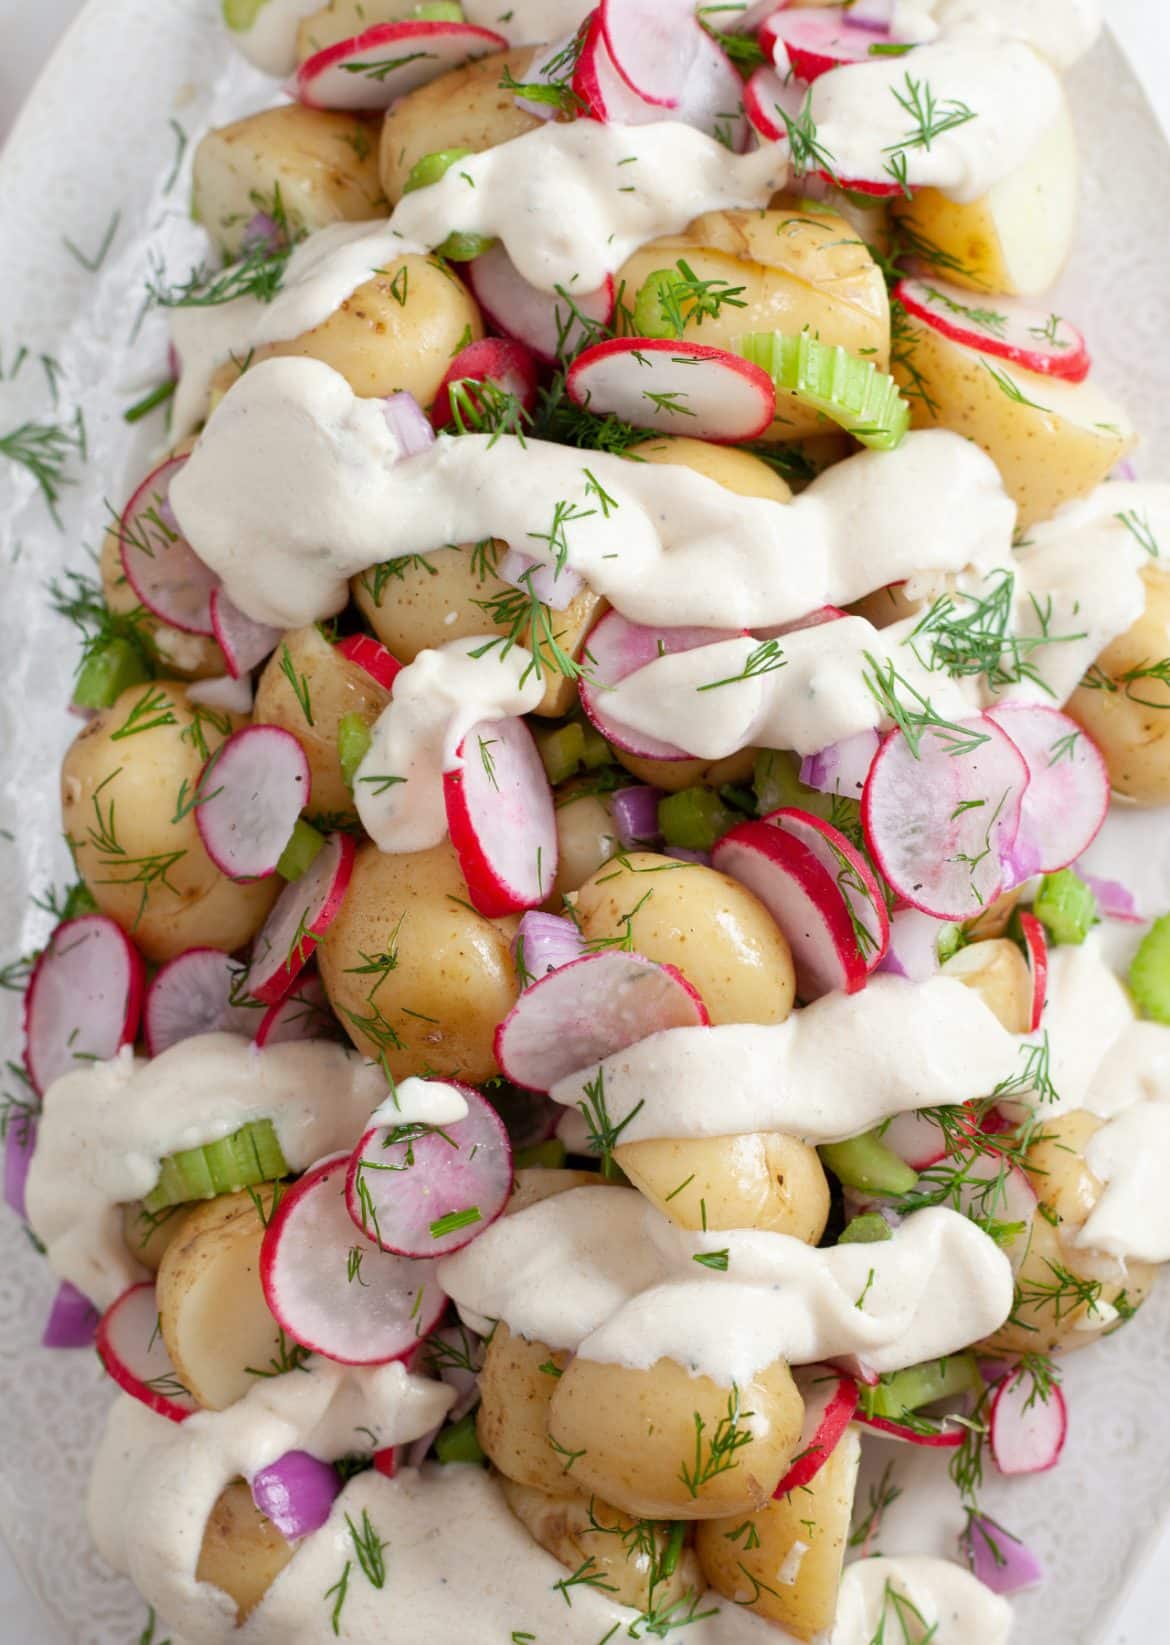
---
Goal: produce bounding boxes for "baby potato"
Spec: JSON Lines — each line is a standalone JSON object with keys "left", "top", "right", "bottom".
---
{"left": 940, "top": 938, "right": 1032, "bottom": 1034}
{"left": 570, "top": 852, "right": 796, "bottom": 1025}
{"left": 99, "top": 513, "right": 225, "bottom": 681}
{"left": 635, "top": 436, "right": 792, "bottom": 503}
{"left": 1023, "top": 1110, "right": 1104, "bottom": 1228}
{"left": 1066, "top": 568, "right": 1170, "bottom": 805}
{"left": 196, "top": 1479, "right": 295, "bottom": 1622}
{"left": 553, "top": 789, "right": 619, "bottom": 900}
{"left": 696, "top": 1426, "right": 861, "bottom": 1641}
{"left": 617, "top": 207, "right": 889, "bottom": 440}
{"left": 962, "top": 886, "right": 1023, "bottom": 942}
{"left": 192, "top": 105, "right": 385, "bottom": 259}
{"left": 615, "top": 1133, "right": 829, "bottom": 1243}
{"left": 477, "top": 1324, "right": 573, "bottom": 1494}
{"left": 298, "top": 0, "right": 417, "bottom": 60}
{"left": 613, "top": 746, "right": 759, "bottom": 795}
{"left": 378, "top": 48, "right": 543, "bottom": 204}
{"left": 318, "top": 839, "right": 519, "bottom": 1082}
{"left": 547, "top": 1356, "right": 804, "bottom": 1520}
{"left": 252, "top": 624, "right": 391, "bottom": 822}
{"left": 121, "top": 1202, "right": 188, "bottom": 1273}
{"left": 157, "top": 1187, "right": 285, "bottom": 1411}
{"left": 60, "top": 682, "right": 278, "bottom": 961}
{"left": 506, "top": 1168, "right": 604, "bottom": 1218}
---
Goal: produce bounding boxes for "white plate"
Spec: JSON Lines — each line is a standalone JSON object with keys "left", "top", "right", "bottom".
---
{"left": 1, "top": 6, "right": 1169, "bottom": 1641}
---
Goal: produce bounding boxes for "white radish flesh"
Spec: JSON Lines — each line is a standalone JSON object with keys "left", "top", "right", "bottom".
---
{"left": 895, "top": 279, "right": 1091, "bottom": 382}
{"left": 600, "top": 0, "right": 748, "bottom": 145}
{"left": 119, "top": 457, "right": 219, "bottom": 636}
{"left": 572, "top": 13, "right": 663, "bottom": 124}
{"left": 143, "top": 947, "right": 258, "bottom": 1056}
{"left": 209, "top": 588, "right": 281, "bottom": 679}
{"left": 432, "top": 336, "right": 540, "bottom": 431}
{"left": 444, "top": 715, "right": 558, "bottom": 918}
{"left": 881, "top": 1110, "right": 948, "bottom": 1170}
{"left": 989, "top": 1366, "right": 1068, "bottom": 1475}
{"left": 986, "top": 705, "right": 1108, "bottom": 882}
{"left": 466, "top": 244, "right": 615, "bottom": 365}
{"left": 1017, "top": 911, "right": 1049, "bottom": 1032}
{"left": 253, "top": 972, "right": 337, "bottom": 1047}
{"left": 97, "top": 1282, "right": 198, "bottom": 1423}
{"left": 296, "top": 21, "right": 507, "bottom": 112}
{"left": 762, "top": 8, "right": 895, "bottom": 81}
{"left": 195, "top": 725, "right": 311, "bottom": 881}
{"left": 245, "top": 832, "right": 356, "bottom": 1005}
{"left": 764, "top": 807, "right": 889, "bottom": 971}
{"left": 773, "top": 1367, "right": 859, "bottom": 1496}
{"left": 566, "top": 338, "right": 776, "bottom": 443}
{"left": 24, "top": 916, "right": 145, "bottom": 1096}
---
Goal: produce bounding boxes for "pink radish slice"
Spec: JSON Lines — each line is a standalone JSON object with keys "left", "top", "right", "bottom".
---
{"left": 578, "top": 610, "right": 746, "bottom": 762}
{"left": 744, "top": 65, "right": 788, "bottom": 142}
{"left": 431, "top": 336, "right": 540, "bottom": 431}
{"left": 881, "top": 1110, "right": 947, "bottom": 1171}
{"left": 801, "top": 730, "right": 881, "bottom": 800}
{"left": 895, "top": 279, "right": 1091, "bottom": 383}
{"left": 989, "top": 1366, "right": 1067, "bottom": 1476}
{"left": 855, "top": 1410, "right": 963, "bottom": 1448}
{"left": 23, "top": 916, "right": 145, "bottom": 1096}
{"left": 827, "top": 1353, "right": 879, "bottom": 1386}
{"left": 566, "top": 338, "right": 776, "bottom": 443}
{"left": 494, "top": 949, "right": 708, "bottom": 1093}
{"left": 986, "top": 705, "right": 1108, "bottom": 883}
{"left": 209, "top": 588, "right": 281, "bottom": 679}
{"left": 947, "top": 1152, "right": 1037, "bottom": 1272}
{"left": 758, "top": 604, "right": 848, "bottom": 642}
{"left": 712, "top": 821, "right": 868, "bottom": 1000}
{"left": 345, "top": 1083, "right": 512, "bottom": 1258}
{"left": 861, "top": 716, "right": 1028, "bottom": 921}
{"left": 143, "top": 947, "right": 258, "bottom": 1056}
{"left": 261, "top": 1153, "right": 445, "bottom": 1364}
{"left": 96, "top": 1282, "right": 198, "bottom": 1422}
{"left": 443, "top": 716, "right": 558, "bottom": 918}
{"left": 195, "top": 725, "right": 311, "bottom": 881}
{"left": 119, "top": 457, "right": 219, "bottom": 636}
{"left": 253, "top": 972, "right": 338, "bottom": 1047}
{"left": 335, "top": 633, "right": 402, "bottom": 693}
{"left": 600, "top": 0, "right": 747, "bottom": 144}
{"left": 1017, "top": 911, "right": 1048, "bottom": 1032}
{"left": 875, "top": 907, "right": 946, "bottom": 984}
{"left": 773, "top": 1368, "right": 858, "bottom": 1497}
{"left": 246, "top": 833, "right": 356, "bottom": 1006}
{"left": 763, "top": 808, "right": 889, "bottom": 971}
{"left": 295, "top": 21, "right": 507, "bottom": 111}
{"left": 572, "top": 13, "right": 663, "bottom": 124}
{"left": 761, "top": 8, "right": 896, "bottom": 81}
{"left": 466, "top": 244, "right": 615, "bottom": 366}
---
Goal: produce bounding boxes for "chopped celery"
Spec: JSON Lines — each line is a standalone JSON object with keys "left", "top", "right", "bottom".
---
{"left": 838, "top": 1212, "right": 893, "bottom": 1246}
{"left": 1130, "top": 913, "right": 1170, "bottom": 1024}
{"left": 412, "top": 1, "right": 463, "bottom": 17}
{"left": 144, "top": 1119, "right": 287, "bottom": 1213}
{"left": 658, "top": 786, "right": 735, "bottom": 851}
{"left": 1032, "top": 870, "right": 1098, "bottom": 946}
{"left": 435, "top": 1411, "right": 486, "bottom": 1465}
{"left": 402, "top": 148, "right": 493, "bottom": 261}
{"left": 536, "top": 722, "right": 586, "bottom": 785}
{"left": 338, "top": 712, "right": 373, "bottom": 789}
{"left": 818, "top": 1129, "right": 918, "bottom": 1196}
{"left": 73, "top": 638, "right": 151, "bottom": 711}
{"left": 859, "top": 1353, "right": 981, "bottom": 1421}
{"left": 221, "top": 0, "right": 269, "bottom": 29}
{"left": 735, "top": 332, "right": 910, "bottom": 451}
{"left": 632, "top": 269, "right": 686, "bottom": 339}
{"left": 277, "top": 818, "right": 325, "bottom": 881}
{"left": 580, "top": 724, "right": 612, "bottom": 770}
{"left": 936, "top": 923, "right": 965, "bottom": 964}
{"left": 514, "top": 1138, "right": 567, "bottom": 1169}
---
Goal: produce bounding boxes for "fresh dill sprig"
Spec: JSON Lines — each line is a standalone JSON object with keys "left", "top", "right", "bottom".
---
{"left": 862, "top": 653, "right": 990, "bottom": 758}
{"left": 0, "top": 408, "right": 87, "bottom": 525}
{"left": 678, "top": 1387, "right": 754, "bottom": 1498}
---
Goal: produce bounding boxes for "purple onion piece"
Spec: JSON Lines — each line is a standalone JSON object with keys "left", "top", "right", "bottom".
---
{"left": 800, "top": 729, "right": 880, "bottom": 797}
{"left": 4, "top": 1111, "right": 36, "bottom": 1220}
{"left": 1111, "top": 458, "right": 1139, "bottom": 482}
{"left": 845, "top": 0, "right": 895, "bottom": 29}
{"left": 611, "top": 786, "right": 663, "bottom": 849}
{"left": 406, "top": 1422, "right": 444, "bottom": 1469}
{"left": 382, "top": 391, "right": 436, "bottom": 458}
{"left": 1075, "top": 867, "right": 1141, "bottom": 923}
{"left": 959, "top": 1512, "right": 1044, "bottom": 1595}
{"left": 875, "top": 908, "right": 946, "bottom": 984}
{"left": 252, "top": 1450, "right": 342, "bottom": 1541}
{"left": 429, "top": 1324, "right": 485, "bottom": 1423}
{"left": 497, "top": 547, "right": 582, "bottom": 611}
{"left": 977, "top": 1358, "right": 1014, "bottom": 1387}
{"left": 512, "top": 911, "right": 585, "bottom": 982}
{"left": 42, "top": 1281, "right": 100, "bottom": 1349}
{"left": 665, "top": 846, "right": 711, "bottom": 866}
{"left": 240, "top": 211, "right": 284, "bottom": 255}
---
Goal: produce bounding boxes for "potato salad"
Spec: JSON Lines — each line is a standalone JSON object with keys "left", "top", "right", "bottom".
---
{"left": 8, "top": 0, "right": 1170, "bottom": 1640}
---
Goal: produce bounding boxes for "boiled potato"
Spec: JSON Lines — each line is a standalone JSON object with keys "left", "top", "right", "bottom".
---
{"left": 196, "top": 1479, "right": 295, "bottom": 1622}
{"left": 60, "top": 682, "right": 278, "bottom": 961}
{"left": 99, "top": 514, "right": 225, "bottom": 681}
{"left": 892, "top": 99, "right": 1078, "bottom": 296}
{"left": 569, "top": 852, "right": 796, "bottom": 1025}
{"left": 378, "top": 48, "right": 543, "bottom": 205}
{"left": 552, "top": 787, "right": 619, "bottom": 900}
{"left": 1022, "top": 1109, "right": 1105, "bottom": 1228}
{"left": 318, "top": 839, "right": 519, "bottom": 1082}
{"left": 850, "top": 580, "right": 924, "bottom": 631}
{"left": 696, "top": 1426, "right": 861, "bottom": 1640}
{"left": 298, "top": 0, "right": 418, "bottom": 59}
{"left": 635, "top": 436, "right": 792, "bottom": 504}
{"left": 501, "top": 1478, "right": 703, "bottom": 1613}
{"left": 962, "top": 886, "right": 1023, "bottom": 942}
{"left": 528, "top": 585, "right": 608, "bottom": 719}
{"left": 940, "top": 937, "right": 1032, "bottom": 1034}
{"left": 506, "top": 1168, "right": 603, "bottom": 1217}
{"left": 1066, "top": 568, "right": 1170, "bottom": 804}
{"left": 252, "top": 623, "right": 391, "bottom": 822}
{"left": 615, "top": 1133, "right": 829, "bottom": 1243}
{"left": 613, "top": 745, "right": 759, "bottom": 795}
{"left": 616, "top": 207, "right": 889, "bottom": 440}
{"left": 477, "top": 1324, "right": 574, "bottom": 1494}
{"left": 122, "top": 1202, "right": 187, "bottom": 1273}
{"left": 192, "top": 105, "right": 385, "bottom": 259}
{"left": 891, "top": 305, "right": 1135, "bottom": 529}
{"left": 547, "top": 1356, "right": 804, "bottom": 1520}
{"left": 157, "top": 1187, "right": 285, "bottom": 1411}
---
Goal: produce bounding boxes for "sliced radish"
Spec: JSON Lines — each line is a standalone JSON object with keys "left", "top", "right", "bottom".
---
{"left": 895, "top": 279, "right": 1091, "bottom": 383}
{"left": 773, "top": 1368, "right": 858, "bottom": 1497}
{"left": 494, "top": 949, "right": 708, "bottom": 1093}
{"left": 96, "top": 1282, "right": 198, "bottom": 1423}
{"left": 986, "top": 705, "right": 1108, "bottom": 884}
{"left": 881, "top": 1110, "right": 948, "bottom": 1171}
{"left": 335, "top": 633, "right": 402, "bottom": 693}
{"left": 253, "top": 972, "right": 337, "bottom": 1047}
{"left": 566, "top": 338, "right": 776, "bottom": 443}
{"left": 119, "top": 456, "right": 219, "bottom": 637}
{"left": 952, "top": 1153, "right": 1037, "bottom": 1269}
{"left": 578, "top": 609, "right": 745, "bottom": 762}
{"left": 801, "top": 730, "right": 881, "bottom": 801}
{"left": 497, "top": 548, "right": 582, "bottom": 611}
{"left": 209, "top": 587, "right": 281, "bottom": 680}
{"left": 763, "top": 808, "right": 889, "bottom": 971}
{"left": 744, "top": 64, "right": 788, "bottom": 143}
{"left": 346, "top": 1082, "right": 512, "bottom": 1258}
{"left": 712, "top": 821, "right": 868, "bottom": 1000}
{"left": 245, "top": 833, "right": 356, "bottom": 1006}
{"left": 989, "top": 1366, "right": 1068, "bottom": 1476}
{"left": 572, "top": 12, "right": 663, "bottom": 124}
{"left": 143, "top": 947, "right": 257, "bottom": 1056}
{"left": 295, "top": 21, "right": 507, "bottom": 112}
{"left": 874, "top": 908, "right": 947, "bottom": 984}
{"left": 855, "top": 1410, "right": 964, "bottom": 1448}
{"left": 466, "top": 244, "right": 615, "bottom": 366}
{"left": 1017, "top": 911, "right": 1049, "bottom": 1033}
{"left": 599, "top": 0, "right": 747, "bottom": 145}
{"left": 761, "top": 8, "right": 897, "bottom": 81}
{"left": 758, "top": 604, "right": 848, "bottom": 642}
{"left": 431, "top": 336, "right": 540, "bottom": 432}
{"left": 23, "top": 917, "right": 145, "bottom": 1097}
{"left": 443, "top": 716, "right": 558, "bottom": 918}
{"left": 195, "top": 726, "right": 311, "bottom": 881}
{"left": 260, "top": 1153, "right": 445, "bottom": 1364}
{"left": 862, "top": 716, "right": 1028, "bottom": 921}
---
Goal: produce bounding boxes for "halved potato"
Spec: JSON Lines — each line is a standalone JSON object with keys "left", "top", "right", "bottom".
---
{"left": 940, "top": 938, "right": 1032, "bottom": 1034}
{"left": 612, "top": 745, "right": 760, "bottom": 795}
{"left": 615, "top": 1132, "right": 829, "bottom": 1243}
{"left": 477, "top": 1324, "right": 574, "bottom": 1494}
{"left": 196, "top": 1479, "right": 295, "bottom": 1622}
{"left": 122, "top": 1202, "right": 188, "bottom": 1273}
{"left": 1066, "top": 567, "right": 1170, "bottom": 805}
{"left": 552, "top": 788, "right": 619, "bottom": 900}
{"left": 635, "top": 436, "right": 792, "bottom": 503}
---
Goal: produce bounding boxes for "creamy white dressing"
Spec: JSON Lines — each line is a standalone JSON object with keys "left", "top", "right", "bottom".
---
{"left": 830, "top": 1555, "right": 1012, "bottom": 1645}
{"left": 917, "top": 0, "right": 1104, "bottom": 72}
{"left": 226, "top": 0, "right": 321, "bottom": 77}
{"left": 369, "top": 1076, "right": 470, "bottom": 1128}
{"left": 1078, "top": 1102, "right": 1170, "bottom": 1265}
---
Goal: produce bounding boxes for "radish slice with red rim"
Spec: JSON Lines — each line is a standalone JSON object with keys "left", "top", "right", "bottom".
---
{"left": 854, "top": 1409, "right": 964, "bottom": 1448}
{"left": 253, "top": 972, "right": 339, "bottom": 1047}
{"left": 261, "top": 1153, "right": 445, "bottom": 1364}
{"left": 763, "top": 807, "right": 889, "bottom": 971}
{"left": 346, "top": 1082, "right": 512, "bottom": 1258}
{"left": 880, "top": 1110, "right": 947, "bottom": 1171}
{"left": 119, "top": 456, "right": 219, "bottom": 637}
{"left": 295, "top": 21, "right": 508, "bottom": 111}
{"left": 985, "top": 705, "right": 1108, "bottom": 883}
{"left": 466, "top": 244, "right": 614, "bottom": 366}
{"left": 773, "top": 1367, "right": 859, "bottom": 1496}
{"left": 895, "top": 279, "right": 1091, "bottom": 383}
{"left": 758, "top": 604, "right": 848, "bottom": 642}
{"left": 862, "top": 716, "right": 1029, "bottom": 921}
{"left": 801, "top": 729, "right": 881, "bottom": 800}
{"left": 246, "top": 832, "right": 356, "bottom": 1005}
{"left": 744, "top": 65, "right": 788, "bottom": 142}
{"left": 24, "top": 916, "right": 145, "bottom": 1096}
{"left": 494, "top": 949, "right": 708, "bottom": 1093}
{"left": 600, "top": 0, "right": 747, "bottom": 144}
{"left": 989, "top": 1365, "right": 1067, "bottom": 1476}
{"left": 712, "top": 820, "right": 869, "bottom": 1000}
{"left": 209, "top": 588, "right": 281, "bottom": 679}
{"left": 761, "top": 7, "right": 898, "bottom": 81}
{"left": 143, "top": 947, "right": 258, "bottom": 1056}
{"left": 1017, "top": 911, "right": 1049, "bottom": 1032}
{"left": 947, "top": 1151, "right": 1037, "bottom": 1272}
{"left": 566, "top": 338, "right": 776, "bottom": 443}
{"left": 335, "top": 633, "right": 402, "bottom": 693}
{"left": 431, "top": 336, "right": 540, "bottom": 431}
{"left": 443, "top": 715, "right": 558, "bottom": 917}
{"left": 96, "top": 1282, "right": 198, "bottom": 1422}
{"left": 572, "top": 13, "right": 663, "bottom": 124}
{"left": 195, "top": 725, "right": 311, "bottom": 881}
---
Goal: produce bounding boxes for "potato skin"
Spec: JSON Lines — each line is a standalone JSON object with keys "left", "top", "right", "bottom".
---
{"left": 615, "top": 1132, "right": 830, "bottom": 1243}
{"left": 60, "top": 682, "right": 278, "bottom": 961}
{"left": 635, "top": 436, "right": 792, "bottom": 504}
{"left": 552, "top": 790, "right": 618, "bottom": 901}
{"left": 940, "top": 937, "right": 1032, "bottom": 1034}
{"left": 318, "top": 839, "right": 519, "bottom": 1082}
{"left": 1066, "top": 569, "right": 1170, "bottom": 805}
{"left": 122, "top": 1202, "right": 188, "bottom": 1273}
{"left": 477, "top": 1324, "right": 574, "bottom": 1494}
{"left": 196, "top": 1479, "right": 295, "bottom": 1621}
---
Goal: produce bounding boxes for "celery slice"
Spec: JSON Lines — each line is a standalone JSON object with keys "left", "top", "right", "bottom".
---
{"left": 632, "top": 269, "right": 686, "bottom": 340}
{"left": 143, "top": 1119, "right": 288, "bottom": 1213}
{"left": 818, "top": 1129, "right": 918, "bottom": 1196}
{"left": 338, "top": 712, "right": 373, "bottom": 789}
{"left": 734, "top": 332, "right": 910, "bottom": 451}
{"left": 1032, "top": 869, "right": 1098, "bottom": 946}
{"left": 73, "top": 639, "right": 151, "bottom": 712}
{"left": 1130, "top": 913, "right": 1170, "bottom": 1024}
{"left": 580, "top": 725, "right": 612, "bottom": 771}
{"left": 536, "top": 722, "right": 586, "bottom": 785}
{"left": 435, "top": 1411, "right": 486, "bottom": 1466}
{"left": 860, "top": 1353, "right": 981, "bottom": 1420}
{"left": 838, "top": 1212, "right": 893, "bottom": 1246}
{"left": 402, "top": 148, "right": 493, "bottom": 261}
{"left": 412, "top": 1, "right": 463, "bottom": 18}
{"left": 514, "top": 1138, "right": 567, "bottom": 1170}
{"left": 658, "top": 787, "right": 735, "bottom": 851}
{"left": 221, "top": 0, "right": 269, "bottom": 30}
{"left": 277, "top": 819, "right": 325, "bottom": 882}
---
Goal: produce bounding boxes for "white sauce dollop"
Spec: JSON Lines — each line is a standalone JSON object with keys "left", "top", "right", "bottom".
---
{"left": 830, "top": 1555, "right": 1012, "bottom": 1645}
{"left": 225, "top": 0, "right": 320, "bottom": 77}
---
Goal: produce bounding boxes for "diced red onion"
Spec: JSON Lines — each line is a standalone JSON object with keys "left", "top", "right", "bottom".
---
{"left": 800, "top": 729, "right": 880, "bottom": 798}
{"left": 875, "top": 908, "right": 946, "bottom": 983}
{"left": 1111, "top": 459, "right": 1139, "bottom": 482}
{"left": 431, "top": 1323, "right": 484, "bottom": 1422}
{"left": 978, "top": 1359, "right": 1014, "bottom": 1386}
{"left": 42, "top": 1281, "right": 99, "bottom": 1349}
{"left": 960, "top": 1512, "right": 1044, "bottom": 1595}
{"left": 251, "top": 1450, "right": 342, "bottom": 1541}
{"left": 241, "top": 211, "right": 283, "bottom": 255}
{"left": 846, "top": 0, "right": 895, "bottom": 29}
{"left": 406, "top": 1425, "right": 442, "bottom": 1469}
{"left": 496, "top": 547, "right": 583, "bottom": 611}
{"left": 382, "top": 391, "right": 436, "bottom": 458}
{"left": 665, "top": 846, "right": 711, "bottom": 866}
{"left": 612, "top": 786, "right": 664, "bottom": 849}
{"left": 512, "top": 912, "right": 585, "bottom": 981}
{"left": 4, "top": 1112, "right": 36, "bottom": 1219}
{"left": 1075, "top": 867, "right": 1142, "bottom": 924}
